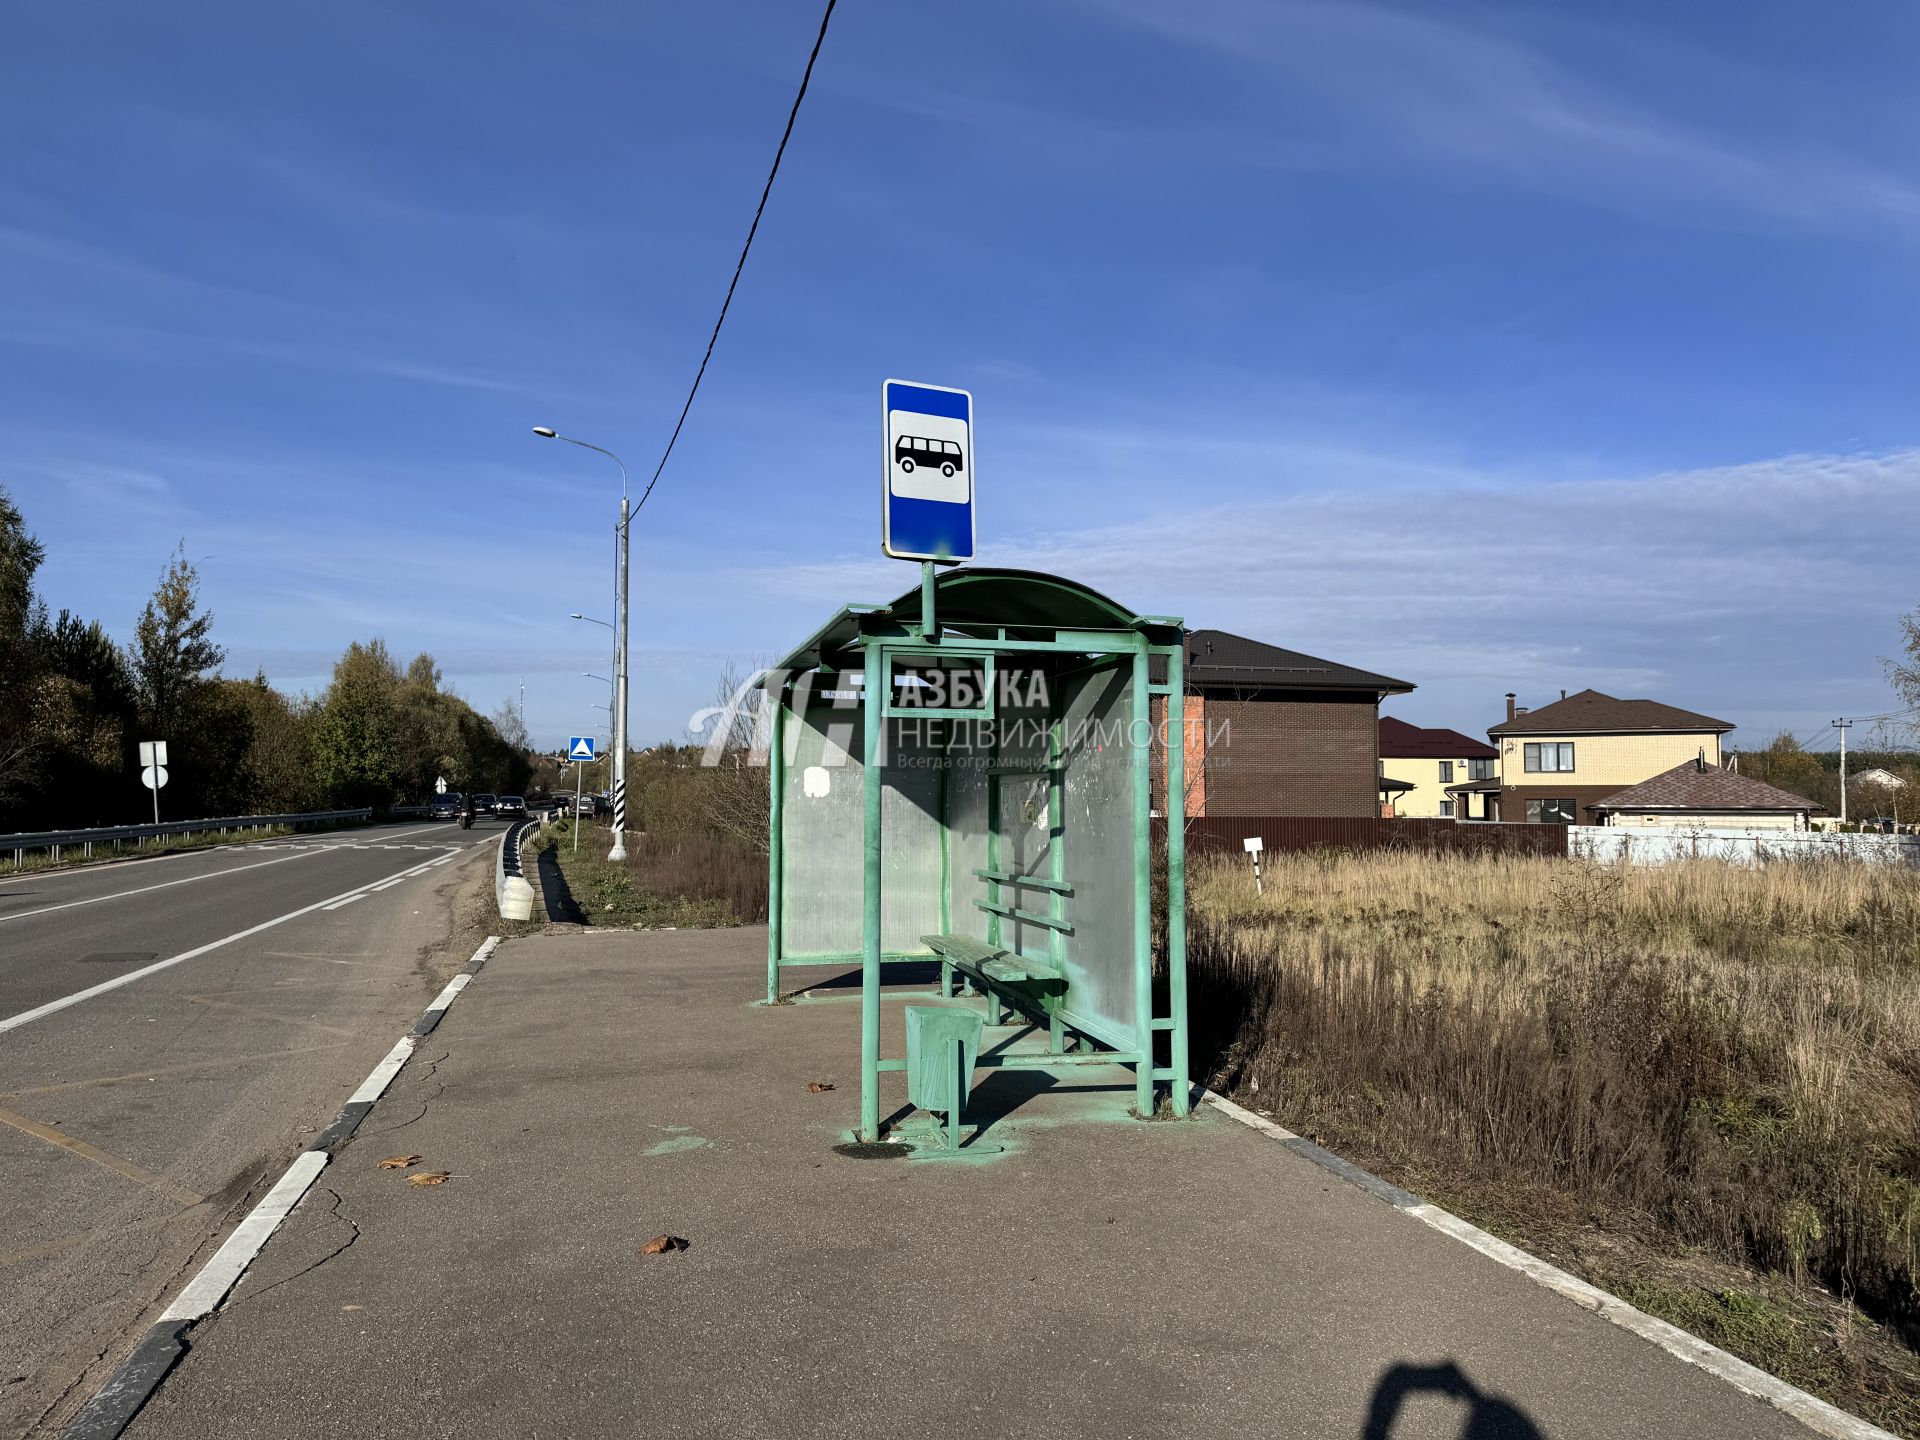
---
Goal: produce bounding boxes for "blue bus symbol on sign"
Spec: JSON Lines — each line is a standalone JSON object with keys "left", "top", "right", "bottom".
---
{"left": 568, "top": 736, "right": 596, "bottom": 762}
{"left": 882, "top": 379, "right": 973, "bottom": 562}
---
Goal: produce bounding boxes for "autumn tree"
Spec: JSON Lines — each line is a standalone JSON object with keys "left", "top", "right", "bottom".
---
{"left": 1889, "top": 604, "right": 1920, "bottom": 725}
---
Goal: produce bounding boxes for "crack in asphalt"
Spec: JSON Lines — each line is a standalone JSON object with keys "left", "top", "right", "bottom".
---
{"left": 215, "top": 1188, "right": 360, "bottom": 1317}
{"left": 362, "top": 1050, "right": 451, "bottom": 1136}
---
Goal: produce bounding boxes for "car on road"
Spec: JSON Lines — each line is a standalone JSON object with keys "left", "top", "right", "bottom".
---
{"left": 552, "top": 794, "right": 574, "bottom": 814}
{"left": 429, "top": 792, "right": 464, "bottom": 821}
{"left": 471, "top": 793, "right": 498, "bottom": 816}
{"left": 495, "top": 795, "right": 527, "bottom": 818}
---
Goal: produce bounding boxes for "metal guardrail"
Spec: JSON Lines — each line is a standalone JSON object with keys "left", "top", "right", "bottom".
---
{"left": 1, "top": 809, "right": 376, "bottom": 865}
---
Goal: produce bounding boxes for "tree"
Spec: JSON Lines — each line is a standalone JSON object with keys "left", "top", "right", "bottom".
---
{"left": 492, "top": 697, "right": 530, "bottom": 753}
{"left": 1889, "top": 604, "right": 1920, "bottom": 723}
{"left": 312, "top": 640, "right": 402, "bottom": 806}
{"left": 227, "top": 675, "right": 317, "bottom": 813}
{"left": 129, "top": 543, "right": 224, "bottom": 737}
{"left": 0, "top": 485, "right": 48, "bottom": 813}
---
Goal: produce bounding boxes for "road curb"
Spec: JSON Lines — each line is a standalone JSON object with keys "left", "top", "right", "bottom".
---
{"left": 56, "top": 935, "right": 503, "bottom": 1440}
{"left": 1199, "top": 1090, "right": 1897, "bottom": 1440}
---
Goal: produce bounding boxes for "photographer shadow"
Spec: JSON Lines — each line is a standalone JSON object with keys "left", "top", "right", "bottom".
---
{"left": 1362, "top": 1361, "right": 1545, "bottom": 1439}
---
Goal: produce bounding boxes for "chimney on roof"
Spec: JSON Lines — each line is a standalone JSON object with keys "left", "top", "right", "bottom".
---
{"left": 1560, "top": 688, "right": 1567, "bottom": 701}
{"left": 1697, "top": 748, "right": 1707, "bottom": 773}
{"left": 1505, "top": 693, "right": 1516, "bottom": 722}
{"left": 1515, "top": 706, "right": 1528, "bottom": 716}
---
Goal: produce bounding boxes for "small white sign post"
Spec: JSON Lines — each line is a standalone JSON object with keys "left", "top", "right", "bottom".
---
{"left": 435, "top": 776, "right": 447, "bottom": 796}
{"left": 139, "top": 740, "right": 169, "bottom": 826}
{"left": 1243, "top": 834, "right": 1264, "bottom": 895}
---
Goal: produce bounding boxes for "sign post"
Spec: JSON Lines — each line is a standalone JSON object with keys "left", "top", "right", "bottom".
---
{"left": 568, "top": 737, "right": 596, "bottom": 854}
{"left": 139, "top": 740, "right": 169, "bottom": 826}
{"left": 1243, "top": 834, "right": 1264, "bottom": 895}
{"left": 435, "top": 775, "right": 447, "bottom": 796}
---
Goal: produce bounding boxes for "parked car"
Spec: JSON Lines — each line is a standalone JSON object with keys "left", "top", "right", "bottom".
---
{"left": 552, "top": 794, "right": 574, "bottom": 814}
{"left": 495, "top": 795, "right": 527, "bottom": 818}
{"left": 471, "top": 793, "right": 498, "bottom": 816}
{"left": 429, "top": 792, "right": 464, "bottom": 821}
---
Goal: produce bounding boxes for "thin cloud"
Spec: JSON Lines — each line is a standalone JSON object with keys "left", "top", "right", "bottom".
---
{"left": 1087, "top": 0, "right": 1920, "bottom": 234}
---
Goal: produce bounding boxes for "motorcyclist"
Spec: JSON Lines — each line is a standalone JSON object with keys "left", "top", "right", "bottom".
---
{"left": 460, "top": 792, "right": 475, "bottom": 829}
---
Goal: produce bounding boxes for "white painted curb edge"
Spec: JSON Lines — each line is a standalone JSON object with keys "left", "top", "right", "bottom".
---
{"left": 1201, "top": 1091, "right": 1896, "bottom": 1440}
{"left": 60, "top": 935, "right": 504, "bottom": 1440}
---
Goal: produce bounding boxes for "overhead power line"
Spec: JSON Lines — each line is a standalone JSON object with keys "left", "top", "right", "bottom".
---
{"left": 636, "top": 0, "right": 838, "bottom": 515}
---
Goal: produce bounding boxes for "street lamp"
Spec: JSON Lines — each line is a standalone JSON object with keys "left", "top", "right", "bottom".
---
{"left": 584, "top": 672, "right": 615, "bottom": 731}
{"left": 537, "top": 427, "right": 631, "bottom": 862}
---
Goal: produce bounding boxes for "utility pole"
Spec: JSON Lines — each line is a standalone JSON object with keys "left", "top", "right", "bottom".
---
{"left": 612, "top": 491, "right": 630, "bottom": 862}
{"left": 1833, "top": 717, "right": 1853, "bottom": 826}
{"left": 532, "top": 426, "right": 629, "bottom": 863}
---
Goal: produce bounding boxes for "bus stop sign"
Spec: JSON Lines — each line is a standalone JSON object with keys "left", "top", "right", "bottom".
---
{"left": 882, "top": 379, "right": 973, "bottom": 563}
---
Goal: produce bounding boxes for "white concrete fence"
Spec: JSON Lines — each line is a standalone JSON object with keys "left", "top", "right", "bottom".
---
{"left": 1570, "top": 824, "right": 1920, "bottom": 867}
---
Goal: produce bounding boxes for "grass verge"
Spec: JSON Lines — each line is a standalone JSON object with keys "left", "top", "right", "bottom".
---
{"left": 532, "top": 821, "right": 761, "bottom": 929}
{"left": 1189, "top": 848, "right": 1920, "bottom": 1435}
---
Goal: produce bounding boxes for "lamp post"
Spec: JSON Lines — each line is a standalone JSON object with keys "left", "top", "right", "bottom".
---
{"left": 539, "top": 429, "right": 630, "bottom": 861}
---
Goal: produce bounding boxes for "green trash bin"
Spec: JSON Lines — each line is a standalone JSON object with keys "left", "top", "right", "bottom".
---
{"left": 905, "top": 1004, "right": 985, "bottom": 1153}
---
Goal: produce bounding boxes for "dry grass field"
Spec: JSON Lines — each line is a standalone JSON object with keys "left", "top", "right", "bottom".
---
{"left": 1185, "top": 849, "right": 1920, "bottom": 1433}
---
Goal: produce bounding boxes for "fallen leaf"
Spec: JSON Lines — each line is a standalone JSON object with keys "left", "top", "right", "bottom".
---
{"left": 805, "top": 1081, "right": 835, "bottom": 1094}
{"left": 377, "top": 1154, "right": 420, "bottom": 1170}
{"left": 407, "top": 1170, "right": 452, "bottom": 1186}
{"left": 639, "top": 1234, "right": 688, "bottom": 1255}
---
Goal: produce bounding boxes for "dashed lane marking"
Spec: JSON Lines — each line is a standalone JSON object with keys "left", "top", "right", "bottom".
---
{"left": 0, "top": 847, "right": 486, "bottom": 1036}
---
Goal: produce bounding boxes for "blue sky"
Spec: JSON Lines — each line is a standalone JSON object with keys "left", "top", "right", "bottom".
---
{"left": 6, "top": 0, "right": 1918, "bottom": 753}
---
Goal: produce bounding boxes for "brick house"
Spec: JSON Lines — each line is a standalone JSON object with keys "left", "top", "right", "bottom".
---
{"left": 1153, "top": 630, "right": 1413, "bottom": 818}
{"left": 1463, "top": 689, "right": 1736, "bottom": 825}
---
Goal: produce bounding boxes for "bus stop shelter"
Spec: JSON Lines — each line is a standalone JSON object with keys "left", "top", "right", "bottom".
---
{"left": 759, "top": 566, "right": 1190, "bottom": 1145}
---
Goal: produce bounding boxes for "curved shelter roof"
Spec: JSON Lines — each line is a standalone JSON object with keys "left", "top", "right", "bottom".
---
{"left": 767, "top": 567, "right": 1180, "bottom": 676}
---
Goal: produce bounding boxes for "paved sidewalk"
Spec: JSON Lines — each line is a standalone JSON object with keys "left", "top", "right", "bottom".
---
{"left": 126, "top": 928, "right": 1812, "bottom": 1440}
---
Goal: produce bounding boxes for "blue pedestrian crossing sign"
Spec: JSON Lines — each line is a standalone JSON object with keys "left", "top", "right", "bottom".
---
{"left": 882, "top": 379, "right": 973, "bottom": 563}
{"left": 568, "top": 736, "right": 596, "bottom": 762}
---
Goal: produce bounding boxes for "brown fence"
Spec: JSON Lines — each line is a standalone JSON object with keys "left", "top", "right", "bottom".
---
{"left": 1165, "top": 816, "right": 1568, "bottom": 859}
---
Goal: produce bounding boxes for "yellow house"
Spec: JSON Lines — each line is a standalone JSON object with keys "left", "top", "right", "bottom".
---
{"left": 1378, "top": 717, "right": 1498, "bottom": 819}
{"left": 1479, "top": 689, "right": 1735, "bottom": 825}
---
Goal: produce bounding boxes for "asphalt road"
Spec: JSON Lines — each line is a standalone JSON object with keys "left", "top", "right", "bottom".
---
{"left": 0, "top": 818, "right": 506, "bottom": 1437}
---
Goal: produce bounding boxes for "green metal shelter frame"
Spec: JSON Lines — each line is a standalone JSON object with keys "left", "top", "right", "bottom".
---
{"left": 760, "top": 566, "right": 1190, "bottom": 1143}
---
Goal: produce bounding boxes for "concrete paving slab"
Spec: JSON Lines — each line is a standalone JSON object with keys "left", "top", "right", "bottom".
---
{"left": 128, "top": 928, "right": 1811, "bottom": 1440}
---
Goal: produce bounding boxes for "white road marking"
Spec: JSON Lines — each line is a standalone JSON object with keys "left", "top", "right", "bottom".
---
{"left": 368, "top": 877, "right": 406, "bottom": 892}
{"left": 159, "top": 1150, "right": 329, "bottom": 1322}
{"left": 0, "top": 822, "right": 457, "bottom": 890}
{"left": 147, "top": 935, "right": 497, "bottom": 1329}
{"left": 0, "top": 848, "right": 483, "bottom": 1035}
{"left": 321, "top": 893, "right": 367, "bottom": 910}
{"left": 0, "top": 848, "right": 330, "bottom": 926}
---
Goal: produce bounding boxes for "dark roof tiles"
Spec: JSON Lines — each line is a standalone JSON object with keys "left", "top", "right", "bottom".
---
{"left": 1489, "top": 688, "right": 1732, "bottom": 737}
{"left": 1380, "top": 716, "right": 1498, "bottom": 759}
{"left": 1591, "top": 761, "right": 1822, "bottom": 814}
{"left": 1170, "top": 629, "right": 1413, "bottom": 697}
